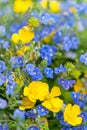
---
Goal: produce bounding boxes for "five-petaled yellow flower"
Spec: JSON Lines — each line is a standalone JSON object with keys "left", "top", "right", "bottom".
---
{"left": 11, "top": 26, "right": 34, "bottom": 44}
{"left": 20, "top": 81, "right": 63, "bottom": 112}
{"left": 14, "top": 0, "right": 33, "bottom": 14}
{"left": 64, "top": 104, "right": 82, "bottom": 126}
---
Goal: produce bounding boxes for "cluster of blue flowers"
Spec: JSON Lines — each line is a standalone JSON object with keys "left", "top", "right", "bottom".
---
{"left": 0, "top": 0, "right": 87, "bottom": 129}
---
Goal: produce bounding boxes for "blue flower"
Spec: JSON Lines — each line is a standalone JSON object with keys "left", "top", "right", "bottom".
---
{"left": 3, "top": 124, "right": 9, "bottom": 130}
{"left": 71, "top": 37, "right": 80, "bottom": 50}
{"left": 36, "top": 105, "right": 49, "bottom": 116}
{"left": 41, "top": 26, "right": 52, "bottom": 38}
{"left": 25, "top": 109, "right": 37, "bottom": 119}
{"left": 13, "top": 109, "right": 25, "bottom": 120}
{"left": 0, "top": 60, "right": 6, "bottom": 72}
{"left": 56, "top": 111, "right": 63, "bottom": 120}
{"left": 40, "top": 45, "right": 57, "bottom": 65}
{"left": 80, "top": 110, "right": 87, "bottom": 122}
{"left": 40, "top": 13, "right": 54, "bottom": 25}
{"left": 54, "top": 64, "right": 66, "bottom": 75}
{"left": 25, "top": 64, "right": 35, "bottom": 75}
{"left": 0, "top": 73, "right": 7, "bottom": 86}
{"left": 34, "top": 30, "right": 41, "bottom": 42}
{"left": 3, "top": 41, "right": 9, "bottom": 50}
{"left": 0, "top": 124, "right": 3, "bottom": 130}
{"left": 0, "top": 40, "right": 9, "bottom": 50}
{"left": 53, "top": 31, "right": 62, "bottom": 44}
{"left": 7, "top": 74, "right": 15, "bottom": 84}
{"left": 31, "top": 67, "right": 43, "bottom": 81}
{"left": 0, "top": 25, "right": 6, "bottom": 37}
{"left": 71, "top": 92, "right": 85, "bottom": 108}
{"left": 6, "top": 82, "right": 17, "bottom": 95}
{"left": 80, "top": 53, "right": 87, "bottom": 65}
{"left": 28, "top": 126, "right": 40, "bottom": 130}
{"left": 62, "top": 36, "right": 72, "bottom": 51}
{"left": 58, "top": 78, "right": 75, "bottom": 90}
{"left": 44, "top": 67, "right": 53, "bottom": 79}
{"left": 25, "top": 64, "right": 43, "bottom": 81}
{"left": 10, "top": 56, "right": 24, "bottom": 68}
{"left": 0, "top": 98, "right": 7, "bottom": 109}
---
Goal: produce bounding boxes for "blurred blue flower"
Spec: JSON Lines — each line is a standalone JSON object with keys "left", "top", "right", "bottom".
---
{"left": 80, "top": 53, "right": 87, "bottom": 65}
{"left": 34, "top": 30, "right": 41, "bottom": 42}
{"left": 56, "top": 111, "right": 63, "bottom": 120}
{"left": 41, "top": 26, "right": 52, "bottom": 38}
{"left": 13, "top": 109, "right": 25, "bottom": 120}
{"left": 10, "top": 56, "right": 24, "bottom": 68}
{"left": 30, "top": 67, "right": 43, "bottom": 81}
{"left": 3, "top": 124, "right": 9, "bottom": 130}
{"left": 40, "top": 45, "right": 57, "bottom": 65}
{"left": 6, "top": 82, "right": 17, "bottom": 95}
{"left": 36, "top": 105, "right": 49, "bottom": 116}
{"left": 0, "top": 60, "right": 6, "bottom": 72}
{"left": 40, "top": 13, "right": 55, "bottom": 25}
{"left": 44, "top": 67, "right": 53, "bottom": 79}
{"left": 25, "top": 64, "right": 35, "bottom": 75}
{"left": 0, "top": 98, "right": 7, "bottom": 109}
{"left": 80, "top": 110, "right": 87, "bottom": 122}
{"left": 25, "top": 109, "right": 37, "bottom": 119}
{"left": 58, "top": 78, "right": 75, "bottom": 90}
{"left": 0, "top": 40, "right": 9, "bottom": 50}
{"left": 0, "top": 124, "right": 3, "bottom": 130}
{"left": 0, "top": 73, "right": 7, "bottom": 86}
{"left": 28, "top": 126, "right": 40, "bottom": 130}
{"left": 0, "top": 25, "right": 6, "bottom": 37}
{"left": 71, "top": 92, "right": 85, "bottom": 108}
{"left": 63, "top": 36, "right": 72, "bottom": 51}
{"left": 53, "top": 31, "right": 62, "bottom": 44}
{"left": 54, "top": 64, "right": 66, "bottom": 75}
{"left": 71, "top": 37, "right": 80, "bottom": 50}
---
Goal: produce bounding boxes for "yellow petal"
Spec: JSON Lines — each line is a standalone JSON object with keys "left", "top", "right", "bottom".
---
{"left": 18, "top": 26, "right": 34, "bottom": 43}
{"left": 23, "top": 87, "right": 29, "bottom": 96}
{"left": 41, "top": 0, "right": 48, "bottom": 9}
{"left": 49, "top": 1, "right": 61, "bottom": 13}
{"left": 14, "top": 0, "right": 33, "bottom": 14}
{"left": 24, "top": 81, "right": 49, "bottom": 102}
{"left": 11, "top": 33, "right": 20, "bottom": 44}
{"left": 50, "top": 86, "right": 61, "bottom": 98}
{"left": 50, "top": 98, "right": 63, "bottom": 112}
{"left": 42, "top": 100, "right": 52, "bottom": 110}
{"left": 19, "top": 97, "right": 36, "bottom": 110}
{"left": 71, "top": 104, "right": 81, "bottom": 116}
{"left": 74, "top": 80, "right": 83, "bottom": 92}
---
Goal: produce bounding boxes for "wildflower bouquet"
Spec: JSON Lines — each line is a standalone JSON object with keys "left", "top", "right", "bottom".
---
{"left": 0, "top": 0, "right": 87, "bottom": 130}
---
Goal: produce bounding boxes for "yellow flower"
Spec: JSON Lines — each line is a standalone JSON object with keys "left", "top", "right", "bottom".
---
{"left": 22, "top": 82, "right": 63, "bottom": 112}
{"left": 11, "top": 33, "right": 20, "bottom": 44}
{"left": 14, "top": 0, "right": 33, "bottom": 14}
{"left": 11, "top": 26, "right": 34, "bottom": 44}
{"left": 49, "top": 1, "right": 61, "bottom": 13}
{"left": 74, "top": 80, "right": 83, "bottom": 92}
{"left": 19, "top": 97, "right": 35, "bottom": 110}
{"left": 64, "top": 104, "right": 82, "bottom": 126}
{"left": 41, "top": 0, "right": 48, "bottom": 9}
{"left": 24, "top": 81, "right": 49, "bottom": 102}
{"left": 42, "top": 86, "right": 63, "bottom": 112}
{"left": 18, "top": 26, "right": 34, "bottom": 43}
{"left": 16, "top": 46, "right": 30, "bottom": 56}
